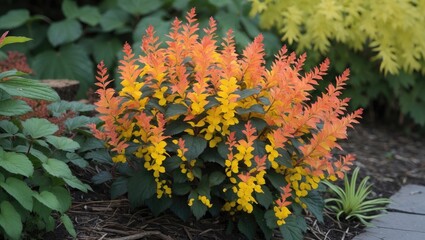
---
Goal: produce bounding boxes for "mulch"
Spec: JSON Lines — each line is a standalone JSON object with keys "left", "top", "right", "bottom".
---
{"left": 44, "top": 122, "right": 425, "bottom": 240}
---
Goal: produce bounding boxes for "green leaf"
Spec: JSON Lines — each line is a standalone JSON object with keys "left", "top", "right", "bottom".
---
{"left": 209, "top": 171, "right": 226, "bottom": 187}
{"left": 236, "top": 104, "right": 265, "bottom": 115}
{"left": 172, "top": 0, "right": 190, "bottom": 10}
{"left": 200, "top": 148, "right": 225, "bottom": 167}
{"left": 100, "top": 9, "right": 130, "bottom": 32}
{"left": 110, "top": 177, "right": 128, "bottom": 199}
{"left": 0, "top": 78, "right": 59, "bottom": 101}
{"left": 275, "top": 148, "right": 292, "bottom": 168}
{"left": 91, "top": 171, "right": 113, "bottom": 185}
{"left": 165, "top": 103, "right": 187, "bottom": 118}
{"left": 0, "top": 201, "right": 22, "bottom": 240}
{"left": 42, "top": 158, "right": 91, "bottom": 192}
{"left": 64, "top": 176, "right": 91, "bottom": 192}
{"left": 62, "top": 0, "right": 79, "bottom": 19}
{"left": 0, "top": 148, "right": 33, "bottom": 177}
{"left": 303, "top": 190, "right": 324, "bottom": 223}
{"left": 22, "top": 118, "right": 58, "bottom": 138}
{"left": 256, "top": 186, "right": 273, "bottom": 208}
{"left": 50, "top": 186, "right": 72, "bottom": 214}
{"left": 0, "top": 9, "right": 30, "bottom": 29}
{"left": 240, "top": 16, "right": 261, "bottom": 39}
{"left": 264, "top": 209, "right": 278, "bottom": 229}
{"left": 65, "top": 116, "right": 96, "bottom": 131}
{"left": 32, "top": 44, "right": 93, "bottom": 99}
{"left": 266, "top": 171, "right": 287, "bottom": 191}
{"left": 33, "top": 190, "right": 61, "bottom": 211}
{"left": 85, "top": 149, "right": 113, "bottom": 164}
{"left": 60, "top": 214, "right": 76, "bottom": 238}
{"left": 164, "top": 119, "right": 190, "bottom": 136}
{"left": 133, "top": 14, "right": 170, "bottom": 43}
{"left": 145, "top": 196, "right": 172, "bottom": 216}
{"left": 163, "top": 155, "right": 181, "bottom": 171}
{"left": 0, "top": 99, "right": 31, "bottom": 116}
{"left": 0, "top": 177, "right": 33, "bottom": 211}
{"left": 0, "top": 36, "right": 32, "bottom": 48}
{"left": 45, "top": 135, "right": 80, "bottom": 152}
{"left": 128, "top": 168, "right": 156, "bottom": 207}
{"left": 78, "top": 6, "right": 102, "bottom": 26}
{"left": 47, "top": 19, "right": 82, "bottom": 46}
{"left": 0, "top": 70, "right": 26, "bottom": 80}
{"left": 172, "top": 182, "right": 191, "bottom": 195}
{"left": 253, "top": 208, "right": 273, "bottom": 240}
{"left": 118, "top": 0, "right": 164, "bottom": 15}
{"left": 92, "top": 37, "right": 121, "bottom": 67}
{"left": 208, "top": 0, "right": 229, "bottom": 7}
{"left": 279, "top": 215, "right": 307, "bottom": 240}
{"left": 67, "top": 151, "right": 88, "bottom": 167}
{"left": 191, "top": 198, "right": 207, "bottom": 220}
{"left": 42, "top": 158, "right": 73, "bottom": 178}
{"left": 170, "top": 196, "right": 192, "bottom": 221}
{"left": 237, "top": 214, "right": 257, "bottom": 240}
{"left": 182, "top": 135, "right": 207, "bottom": 160}
{"left": 0, "top": 120, "right": 18, "bottom": 134}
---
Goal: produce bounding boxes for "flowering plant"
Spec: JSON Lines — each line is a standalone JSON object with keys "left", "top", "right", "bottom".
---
{"left": 90, "top": 9, "right": 362, "bottom": 239}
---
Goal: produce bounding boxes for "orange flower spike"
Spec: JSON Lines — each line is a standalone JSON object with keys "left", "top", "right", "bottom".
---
{"left": 276, "top": 184, "right": 292, "bottom": 207}
{"left": 239, "top": 34, "right": 266, "bottom": 88}
{"left": 218, "top": 30, "right": 241, "bottom": 84}
{"left": 254, "top": 155, "right": 267, "bottom": 172}
{"left": 119, "top": 43, "right": 144, "bottom": 103}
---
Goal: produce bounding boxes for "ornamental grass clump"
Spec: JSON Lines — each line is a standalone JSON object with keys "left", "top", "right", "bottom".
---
{"left": 90, "top": 9, "right": 363, "bottom": 239}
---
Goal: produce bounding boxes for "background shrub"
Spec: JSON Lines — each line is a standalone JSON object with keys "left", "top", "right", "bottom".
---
{"left": 0, "top": 0, "right": 279, "bottom": 99}
{"left": 249, "top": 0, "right": 425, "bottom": 126}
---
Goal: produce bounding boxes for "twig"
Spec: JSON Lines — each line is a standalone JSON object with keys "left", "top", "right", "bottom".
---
{"left": 183, "top": 226, "right": 193, "bottom": 240}
{"left": 108, "top": 231, "right": 174, "bottom": 240}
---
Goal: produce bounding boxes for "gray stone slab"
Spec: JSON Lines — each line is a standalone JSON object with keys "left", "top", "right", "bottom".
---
{"left": 353, "top": 212, "right": 425, "bottom": 240}
{"left": 353, "top": 227, "right": 425, "bottom": 240}
{"left": 354, "top": 184, "right": 425, "bottom": 240}
{"left": 388, "top": 184, "right": 425, "bottom": 214}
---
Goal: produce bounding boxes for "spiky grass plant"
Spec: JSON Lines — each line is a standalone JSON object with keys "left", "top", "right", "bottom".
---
{"left": 323, "top": 167, "right": 390, "bottom": 226}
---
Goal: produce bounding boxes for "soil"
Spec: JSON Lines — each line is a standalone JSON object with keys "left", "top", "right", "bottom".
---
{"left": 44, "top": 122, "right": 425, "bottom": 240}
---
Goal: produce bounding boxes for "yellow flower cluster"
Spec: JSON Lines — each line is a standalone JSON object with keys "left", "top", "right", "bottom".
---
{"left": 187, "top": 196, "right": 213, "bottom": 208}
{"left": 274, "top": 205, "right": 291, "bottom": 226}
{"left": 202, "top": 77, "right": 240, "bottom": 147}
{"left": 174, "top": 139, "right": 196, "bottom": 181}
{"left": 143, "top": 140, "right": 167, "bottom": 178}
{"left": 285, "top": 166, "right": 322, "bottom": 208}
{"left": 156, "top": 179, "right": 172, "bottom": 198}
{"left": 223, "top": 170, "right": 266, "bottom": 214}
{"left": 198, "top": 195, "right": 213, "bottom": 208}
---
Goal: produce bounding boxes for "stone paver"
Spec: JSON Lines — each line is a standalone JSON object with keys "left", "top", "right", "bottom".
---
{"left": 353, "top": 184, "right": 425, "bottom": 240}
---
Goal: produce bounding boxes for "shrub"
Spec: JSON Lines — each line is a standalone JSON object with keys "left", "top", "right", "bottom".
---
{"left": 249, "top": 0, "right": 425, "bottom": 125}
{"left": 90, "top": 9, "right": 362, "bottom": 239}
{"left": 0, "top": 32, "right": 92, "bottom": 239}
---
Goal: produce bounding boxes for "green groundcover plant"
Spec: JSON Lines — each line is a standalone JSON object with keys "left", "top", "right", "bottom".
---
{"left": 0, "top": 32, "right": 93, "bottom": 239}
{"left": 323, "top": 167, "right": 390, "bottom": 226}
{"left": 90, "top": 9, "right": 363, "bottom": 239}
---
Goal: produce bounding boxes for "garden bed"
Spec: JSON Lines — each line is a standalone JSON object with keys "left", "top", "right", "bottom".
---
{"left": 44, "top": 122, "right": 425, "bottom": 240}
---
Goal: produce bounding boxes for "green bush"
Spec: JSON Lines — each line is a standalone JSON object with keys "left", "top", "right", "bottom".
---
{"left": 0, "top": 32, "right": 93, "bottom": 239}
{"left": 89, "top": 10, "right": 362, "bottom": 239}
{"left": 0, "top": 0, "right": 280, "bottom": 99}
{"left": 249, "top": 0, "right": 425, "bottom": 125}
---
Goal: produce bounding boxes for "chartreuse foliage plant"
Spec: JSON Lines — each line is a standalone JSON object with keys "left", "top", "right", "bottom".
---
{"left": 90, "top": 9, "right": 363, "bottom": 239}
{"left": 323, "top": 167, "right": 390, "bottom": 226}
{"left": 249, "top": 0, "right": 425, "bottom": 125}
{"left": 0, "top": 32, "right": 91, "bottom": 239}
